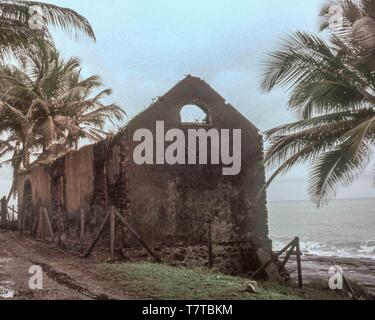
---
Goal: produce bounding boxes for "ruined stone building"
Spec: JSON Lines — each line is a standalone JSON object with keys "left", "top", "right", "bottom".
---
{"left": 17, "top": 76, "right": 271, "bottom": 274}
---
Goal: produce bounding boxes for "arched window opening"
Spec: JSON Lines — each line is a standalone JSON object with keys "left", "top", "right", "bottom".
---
{"left": 180, "top": 105, "right": 210, "bottom": 124}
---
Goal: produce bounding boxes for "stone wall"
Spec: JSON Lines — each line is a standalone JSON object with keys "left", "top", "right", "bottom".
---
{"left": 122, "top": 242, "right": 261, "bottom": 275}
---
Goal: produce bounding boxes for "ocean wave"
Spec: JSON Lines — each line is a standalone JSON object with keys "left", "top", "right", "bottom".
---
{"left": 272, "top": 239, "right": 375, "bottom": 260}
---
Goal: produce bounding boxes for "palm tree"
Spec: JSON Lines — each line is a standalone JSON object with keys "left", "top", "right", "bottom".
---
{"left": 0, "top": 1, "right": 96, "bottom": 202}
{"left": 0, "top": 44, "right": 125, "bottom": 200}
{"left": 320, "top": 0, "right": 375, "bottom": 69}
{"left": 0, "top": 0, "right": 95, "bottom": 60}
{"left": 261, "top": 32, "right": 375, "bottom": 206}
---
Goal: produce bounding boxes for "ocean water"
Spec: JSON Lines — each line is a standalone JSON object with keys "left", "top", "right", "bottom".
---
{"left": 268, "top": 198, "right": 375, "bottom": 260}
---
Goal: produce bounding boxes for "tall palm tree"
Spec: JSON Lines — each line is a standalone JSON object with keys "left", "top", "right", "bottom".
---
{"left": 0, "top": 1, "right": 95, "bottom": 202}
{"left": 0, "top": 44, "right": 125, "bottom": 200}
{"left": 261, "top": 32, "right": 375, "bottom": 206}
{"left": 0, "top": 0, "right": 95, "bottom": 60}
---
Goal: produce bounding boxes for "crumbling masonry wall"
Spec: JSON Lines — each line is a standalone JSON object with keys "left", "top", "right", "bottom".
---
{"left": 17, "top": 76, "right": 271, "bottom": 274}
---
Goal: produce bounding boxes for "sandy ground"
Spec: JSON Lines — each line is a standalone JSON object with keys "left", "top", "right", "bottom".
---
{"left": 0, "top": 230, "right": 132, "bottom": 300}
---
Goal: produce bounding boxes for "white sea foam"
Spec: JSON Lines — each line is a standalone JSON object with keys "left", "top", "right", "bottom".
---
{"left": 273, "top": 239, "right": 375, "bottom": 260}
{"left": 269, "top": 198, "right": 375, "bottom": 260}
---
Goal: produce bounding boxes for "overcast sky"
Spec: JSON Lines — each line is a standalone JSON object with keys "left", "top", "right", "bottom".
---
{"left": 0, "top": 0, "right": 373, "bottom": 202}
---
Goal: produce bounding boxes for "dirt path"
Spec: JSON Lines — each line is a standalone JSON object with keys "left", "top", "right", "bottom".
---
{"left": 4, "top": 228, "right": 374, "bottom": 300}
{"left": 0, "top": 230, "right": 133, "bottom": 300}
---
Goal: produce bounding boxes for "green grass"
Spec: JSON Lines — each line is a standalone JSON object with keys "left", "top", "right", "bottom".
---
{"left": 99, "top": 262, "right": 349, "bottom": 300}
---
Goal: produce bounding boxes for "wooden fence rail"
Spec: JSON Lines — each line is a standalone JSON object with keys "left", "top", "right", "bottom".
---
{"left": 82, "top": 206, "right": 162, "bottom": 263}
{"left": 251, "top": 237, "right": 303, "bottom": 288}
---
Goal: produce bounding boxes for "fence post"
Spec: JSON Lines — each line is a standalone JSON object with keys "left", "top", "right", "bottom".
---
{"left": 43, "top": 208, "right": 54, "bottom": 243}
{"left": 114, "top": 208, "right": 162, "bottom": 263}
{"left": 18, "top": 207, "right": 23, "bottom": 233}
{"left": 57, "top": 205, "right": 62, "bottom": 246}
{"left": 41, "top": 207, "right": 45, "bottom": 241}
{"left": 0, "top": 197, "right": 8, "bottom": 229}
{"left": 296, "top": 237, "right": 303, "bottom": 289}
{"left": 60, "top": 177, "right": 64, "bottom": 242}
{"left": 82, "top": 211, "right": 111, "bottom": 258}
{"left": 207, "top": 216, "right": 213, "bottom": 269}
{"left": 80, "top": 208, "right": 85, "bottom": 240}
{"left": 110, "top": 206, "right": 116, "bottom": 262}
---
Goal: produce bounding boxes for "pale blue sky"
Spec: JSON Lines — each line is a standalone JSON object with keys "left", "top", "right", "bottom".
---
{"left": 0, "top": 0, "right": 373, "bottom": 201}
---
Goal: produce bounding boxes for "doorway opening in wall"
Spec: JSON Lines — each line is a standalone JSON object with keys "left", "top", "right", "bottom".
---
{"left": 180, "top": 104, "right": 210, "bottom": 125}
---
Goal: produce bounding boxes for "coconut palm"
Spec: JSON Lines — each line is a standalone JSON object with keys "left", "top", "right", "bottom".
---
{"left": 2, "top": 44, "right": 125, "bottom": 153}
{"left": 0, "top": 44, "right": 125, "bottom": 199}
{"left": 0, "top": 0, "right": 95, "bottom": 60}
{"left": 0, "top": 1, "right": 96, "bottom": 202}
{"left": 261, "top": 32, "right": 375, "bottom": 206}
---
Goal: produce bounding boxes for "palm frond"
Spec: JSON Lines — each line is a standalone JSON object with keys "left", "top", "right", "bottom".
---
{"left": 0, "top": 1, "right": 95, "bottom": 40}
{"left": 308, "top": 143, "right": 371, "bottom": 206}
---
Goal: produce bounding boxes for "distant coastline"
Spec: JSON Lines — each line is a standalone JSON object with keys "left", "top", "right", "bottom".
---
{"left": 268, "top": 197, "right": 375, "bottom": 204}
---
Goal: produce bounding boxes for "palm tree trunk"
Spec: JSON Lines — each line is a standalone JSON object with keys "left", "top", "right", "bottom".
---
{"left": 22, "top": 143, "right": 30, "bottom": 170}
